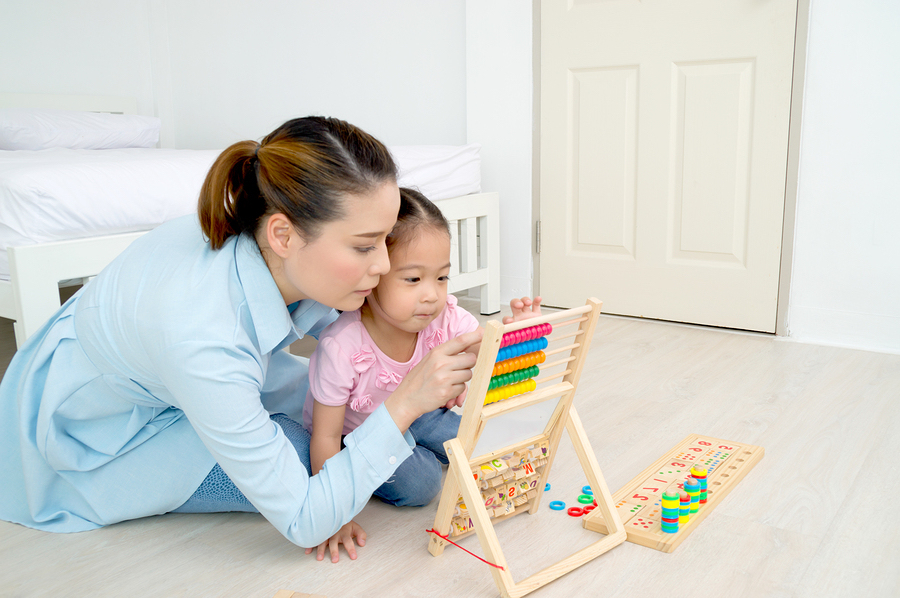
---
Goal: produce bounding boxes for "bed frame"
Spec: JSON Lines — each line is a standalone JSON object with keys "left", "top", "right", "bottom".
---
{"left": 0, "top": 93, "right": 500, "bottom": 348}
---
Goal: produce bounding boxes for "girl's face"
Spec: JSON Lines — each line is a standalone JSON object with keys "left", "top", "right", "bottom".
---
{"left": 273, "top": 181, "right": 401, "bottom": 311}
{"left": 366, "top": 226, "right": 452, "bottom": 334}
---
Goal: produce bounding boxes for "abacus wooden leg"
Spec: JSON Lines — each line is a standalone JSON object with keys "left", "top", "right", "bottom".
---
{"left": 566, "top": 406, "right": 625, "bottom": 538}
{"left": 427, "top": 456, "right": 464, "bottom": 557}
{"left": 445, "top": 439, "right": 516, "bottom": 596}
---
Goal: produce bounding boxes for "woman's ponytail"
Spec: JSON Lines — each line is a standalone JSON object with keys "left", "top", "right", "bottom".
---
{"left": 198, "top": 140, "right": 266, "bottom": 250}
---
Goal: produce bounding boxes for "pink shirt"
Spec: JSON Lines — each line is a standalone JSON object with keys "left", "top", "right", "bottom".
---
{"left": 303, "top": 295, "right": 480, "bottom": 435}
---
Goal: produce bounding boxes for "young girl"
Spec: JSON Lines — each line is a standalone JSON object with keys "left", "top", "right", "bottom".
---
{"left": 303, "top": 188, "right": 542, "bottom": 513}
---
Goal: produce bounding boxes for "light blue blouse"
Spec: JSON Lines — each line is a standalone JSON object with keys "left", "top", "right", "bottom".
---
{"left": 0, "top": 215, "right": 414, "bottom": 546}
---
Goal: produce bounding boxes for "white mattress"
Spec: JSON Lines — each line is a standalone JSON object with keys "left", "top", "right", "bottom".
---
{"left": 391, "top": 144, "right": 481, "bottom": 201}
{"left": 0, "top": 143, "right": 481, "bottom": 280}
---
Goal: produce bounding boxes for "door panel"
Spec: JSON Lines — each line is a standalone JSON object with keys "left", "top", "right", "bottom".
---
{"left": 540, "top": 0, "right": 798, "bottom": 332}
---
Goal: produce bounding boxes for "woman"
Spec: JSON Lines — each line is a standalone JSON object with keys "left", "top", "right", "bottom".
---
{"left": 0, "top": 116, "right": 481, "bottom": 556}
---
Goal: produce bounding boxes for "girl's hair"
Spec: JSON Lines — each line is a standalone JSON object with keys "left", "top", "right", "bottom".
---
{"left": 387, "top": 187, "right": 450, "bottom": 253}
{"left": 198, "top": 116, "right": 397, "bottom": 249}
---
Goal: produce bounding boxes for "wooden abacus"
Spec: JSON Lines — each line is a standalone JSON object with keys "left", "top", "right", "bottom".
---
{"left": 427, "top": 298, "right": 626, "bottom": 598}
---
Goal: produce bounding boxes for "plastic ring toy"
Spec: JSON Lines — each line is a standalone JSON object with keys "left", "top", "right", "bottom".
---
{"left": 545, "top": 483, "right": 551, "bottom": 492}
{"left": 583, "top": 504, "right": 596, "bottom": 514}
{"left": 582, "top": 485, "right": 593, "bottom": 495}
{"left": 567, "top": 507, "right": 585, "bottom": 517}
{"left": 549, "top": 501, "right": 565, "bottom": 511}
{"left": 577, "top": 494, "right": 594, "bottom": 504}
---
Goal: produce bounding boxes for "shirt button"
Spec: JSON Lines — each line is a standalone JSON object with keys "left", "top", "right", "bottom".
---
{"left": 389, "top": 456, "right": 397, "bottom": 465}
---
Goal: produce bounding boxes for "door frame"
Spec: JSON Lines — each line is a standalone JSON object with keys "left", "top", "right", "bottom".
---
{"left": 531, "top": 0, "right": 812, "bottom": 336}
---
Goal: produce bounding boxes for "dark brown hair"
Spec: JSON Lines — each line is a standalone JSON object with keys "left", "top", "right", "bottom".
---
{"left": 198, "top": 116, "right": 397, "bottom": 249}
{"left": 386, "top": 187, "right": 450, "bottom": 254}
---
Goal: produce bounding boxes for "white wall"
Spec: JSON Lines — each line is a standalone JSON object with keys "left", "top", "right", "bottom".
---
{"left": 787, "top": 0, "right": 900, "bottom": 354}
{"left": 0, "top": 0, "right": 467, "bottom": 149}
{"left": 0, "top": 1, "right": 155, "bottom": 109}
{"left": 153, "top": 1, "right": 467, "bottom": 149}
{"left": 465, "top": 1, "right": 534, "bottom": 301}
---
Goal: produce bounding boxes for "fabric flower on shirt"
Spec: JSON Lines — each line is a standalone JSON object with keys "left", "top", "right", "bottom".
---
{"left": 376, "top": 369, "right": 403, "bottom": 391}
{"left": 350, "top": 346, "right": 376, "bottom": 373}
{"left": 425, "top": 328, "right": 446, "bottom": 352}
{"left": 349, "top": 394, "right": 373, "bottom": 412}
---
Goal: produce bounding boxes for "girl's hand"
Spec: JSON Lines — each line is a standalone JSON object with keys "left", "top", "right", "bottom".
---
{"left": 384, "top": 329, "right": 483, "bottom": 432}
{"left": 503, "top": 296, "right": 543, "bottom": 324}
{"left": 305, "top": 521, "right": 367, "bottom": 563}
{"left": 443, "top": 387, "right": 468, "bottom": 410}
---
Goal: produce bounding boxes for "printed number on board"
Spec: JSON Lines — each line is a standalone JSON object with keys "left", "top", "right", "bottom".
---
{"left": 632, "top": 493, "right": 649, "bottom": 501}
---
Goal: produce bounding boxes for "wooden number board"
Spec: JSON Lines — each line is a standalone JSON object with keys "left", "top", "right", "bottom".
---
{"left": 582, "top": 434, "right": 764, "bottom": 553}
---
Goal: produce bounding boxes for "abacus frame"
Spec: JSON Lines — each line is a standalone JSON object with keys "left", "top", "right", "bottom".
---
{"left": 427, "top": 298, "right": 626, "bottom": 598}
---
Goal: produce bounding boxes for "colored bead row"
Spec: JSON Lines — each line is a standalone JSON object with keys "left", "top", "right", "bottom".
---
{"left": 691, "top": 465, "right": 708, "bottom": 504}
{"left": 484, "top": 378, "right": 537, "bottom": 405}
{"left": 679, "top": 491, "right": 691, "bottom": 523}
{"left": 684, "top": 477, "right": 700, "bottom": 513}
{"left": 496, "top": 337, "right": 548, "bottom": 363}
{"left": 488, "top": 365, "right": 540, "bottom": 391}
{"left": 500, "top": 323, "right": 552, "bottom": 348}
{"left": 661, "top": 489, "right": 680, "bottom": 534}
{"left": 492, "top": 350, "right": 546, "bottom": 377}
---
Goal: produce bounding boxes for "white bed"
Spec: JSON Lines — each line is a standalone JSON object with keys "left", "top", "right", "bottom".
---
{"left": 0, "top": 93, "right": 499, "bottom": 348}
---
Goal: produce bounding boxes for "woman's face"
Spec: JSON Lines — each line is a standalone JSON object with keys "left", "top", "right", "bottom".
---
{"left": 273, "top": 181, "right": 401, "bottom": 310}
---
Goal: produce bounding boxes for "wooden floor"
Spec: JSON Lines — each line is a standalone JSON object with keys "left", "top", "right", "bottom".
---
{"left": 1, "top": 297, "right": 899, "bottom": 598}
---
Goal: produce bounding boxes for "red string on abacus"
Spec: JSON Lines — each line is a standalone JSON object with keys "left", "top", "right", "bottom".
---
{"left": 425, "top": 529, "right": 506, "bottom": 570}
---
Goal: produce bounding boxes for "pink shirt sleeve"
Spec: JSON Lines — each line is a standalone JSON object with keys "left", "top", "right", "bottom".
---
{"left": 308, "top": 336, "right": 358, "bottom": 407}
{"left": 303, "top": 335, "right": 359, "bottom": 431}
{"left": 444, "top": 294, "right": 481, "bottom": 338}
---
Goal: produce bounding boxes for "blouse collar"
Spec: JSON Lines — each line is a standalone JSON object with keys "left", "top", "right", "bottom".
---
{"left": 233, "top": 232, "right": 333, "bottom": 354}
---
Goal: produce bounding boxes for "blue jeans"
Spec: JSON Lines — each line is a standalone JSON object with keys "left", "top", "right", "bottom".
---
{"left": 173, "top": 408, "right": 460, "bottom": 513}
{"left": 172, "top": 413, "right": 310, "bottom": 513}
{"left": 373, "top": 407, "right": 460, "bottom": 507}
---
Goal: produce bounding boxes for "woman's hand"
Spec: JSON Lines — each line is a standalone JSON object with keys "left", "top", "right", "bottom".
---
{"left": 503, "top": 296, "right": 543, "bottom": 324}
{"left": 384, "top": 329, "right": 483, "bottom": 432}
{"left": 305, "top": 521, "right": 367, "bottom": 563}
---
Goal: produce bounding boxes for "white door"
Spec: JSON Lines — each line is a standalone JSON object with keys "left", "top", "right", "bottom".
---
{"left": 539, "top": 0, "right": 798, "bottom": 332}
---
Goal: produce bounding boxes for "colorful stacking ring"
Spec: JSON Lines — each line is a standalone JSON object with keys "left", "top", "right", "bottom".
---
{"left": 549, "top": 501, "right": 566, "bottom": 511}
{"left": 577, "top": 494, "right": 594, "bottom": 504}
{"left": 582, "top": 485, "right": 593, "bottom": 495}
{"left": 567, "top": 507, "right": 585, "bottom": 517}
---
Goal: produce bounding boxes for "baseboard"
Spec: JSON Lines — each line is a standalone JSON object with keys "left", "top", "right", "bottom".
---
{"left": 786, "top": 305, "right": 900, "bottom": 355}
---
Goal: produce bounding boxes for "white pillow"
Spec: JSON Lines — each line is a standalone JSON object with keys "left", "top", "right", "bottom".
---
{"left": 0, "top": 108, "right": 161, "bottom": 150}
